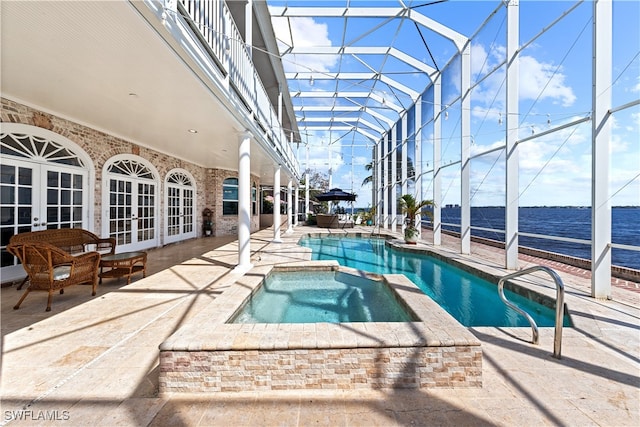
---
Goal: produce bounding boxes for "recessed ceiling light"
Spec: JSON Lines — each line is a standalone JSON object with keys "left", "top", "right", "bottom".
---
{"left": 188, "top": 129, "right": 198, "bottom": 133}
{"left": 128, "top": 92, "right": 138, "bottom": 98}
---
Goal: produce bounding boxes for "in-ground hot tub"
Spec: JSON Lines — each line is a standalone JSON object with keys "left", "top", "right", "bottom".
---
{"left": 230, "top": 269, "right": 417, "bottom": 324}
{"left": 159, "top": 262, "right": 482, "bottom": 393}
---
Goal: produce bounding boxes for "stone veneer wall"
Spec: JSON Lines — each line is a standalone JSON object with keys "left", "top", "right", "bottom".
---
{"left": 1, "top": 97, "right": 261, "bottom": 240}
{"left": 160, "top": 346, "right": 482, "bottom": 392}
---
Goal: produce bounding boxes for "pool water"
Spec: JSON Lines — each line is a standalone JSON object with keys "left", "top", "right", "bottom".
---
{"left": 232, "top": 270, "right": 416, "bottom": 323}
{"left": 299, "top": 236, "right": 571, "bottom": 327}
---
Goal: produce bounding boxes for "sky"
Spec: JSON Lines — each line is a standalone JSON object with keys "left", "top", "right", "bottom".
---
{"left": 269, "top": 0, "right": 639, "bottom": 207}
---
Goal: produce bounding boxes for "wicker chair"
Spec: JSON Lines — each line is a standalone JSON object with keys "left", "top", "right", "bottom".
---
{"left": 7, "top": 242, "right": 101, "bottom": 312}
{"left": 9, "top": 228, "right": 115, "bottom": 290}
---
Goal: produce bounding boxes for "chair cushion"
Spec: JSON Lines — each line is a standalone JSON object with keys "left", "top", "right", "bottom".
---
{"left": 52, "top": 265, "right": 72, "bottom": 280}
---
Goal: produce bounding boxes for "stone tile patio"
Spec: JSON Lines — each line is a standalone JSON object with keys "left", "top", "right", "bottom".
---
{"left": 1, "top": 226, "right": 638, "bottom": 426}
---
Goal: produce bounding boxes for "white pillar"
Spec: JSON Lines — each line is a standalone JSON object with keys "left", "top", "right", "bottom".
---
{"left": 401, "top": 115, "right": 408, "bottom": 234}
{"left": 328, "top": 147, "right": 333, "bottom": 189}
{"left": 433, "top": 73, "right": 442, "bottom": 246}
{"left": 305, "top": 177, "right": 309, "bottom": 219}
{"left": 294, "top": 183, "right": 300, "bottom": 226}
{"left": 391, "top": 125, "right": 398, "bottom": 231}
{"left": 286, "top": 179, "right": 293, "bottom": 233}
{"left": 415, "top": 97, "right": 423, "bottom": 239}
{"left": 591, "top": 0, "right": 612, "bottom": 299}
{"left": 376, "top": 140, "right": 383, "bottom": 227}
{"left": 273, "top": 165, "right": 282, "bottom": 243}
{"left": 381, "top": 134, "right": 388, "bottom": 229}
{"left": 237, "top": 132, "right": 252, "bottom": 270}
{"left": 460, "top": 42, "right": 472, "bottom": 255}
{"left": 278, "top": 88, "right": 283, "bottom": 125}
{"left": 305, "top": 146, "right": 310, "bottom": 219}
{"left": 505, "top": 0, "right": 520, "bottom": 270}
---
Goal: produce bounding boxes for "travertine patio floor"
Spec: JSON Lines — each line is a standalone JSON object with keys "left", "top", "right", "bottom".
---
{"left": 1, "top": 226, "right": 638, "bottom": 426}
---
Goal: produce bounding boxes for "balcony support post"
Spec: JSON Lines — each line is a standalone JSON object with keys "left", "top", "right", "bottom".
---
{"left": 237, "top": 132, "right": 253, "bottom": 271}
{"left": 273, "top": 165, "right": 282, "bottom": 243}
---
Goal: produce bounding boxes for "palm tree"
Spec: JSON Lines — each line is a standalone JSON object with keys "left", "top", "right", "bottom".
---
{"left": 361, "top": 161, "right": 374, "bottom": 187}
{"left": 361, "top": 157, "right": 416, "bottom": 187}
{"left": 398, "top": 194, "right": 433, "bottom": 243}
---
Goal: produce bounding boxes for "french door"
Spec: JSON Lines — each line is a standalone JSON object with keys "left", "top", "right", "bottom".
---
{"left": 1, "top": 158, "right": 88, "bottom": 281}
{"left": 104, "top": 158, "right": 158, "bottom": 252}
{"left": 165, "top": 171, "right": 196, "bottom": 244}
{"left": 106, "top": 176, "right": 158, "bottom": 252}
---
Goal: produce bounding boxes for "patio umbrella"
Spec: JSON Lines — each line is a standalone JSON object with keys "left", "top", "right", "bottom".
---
{"left": 314, "top": 188, "right": 357, "bottom": 202}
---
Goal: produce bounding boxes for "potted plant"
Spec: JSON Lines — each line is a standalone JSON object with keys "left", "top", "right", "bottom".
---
{"left": 202, "top": 208, "right": 214, "bottom": 236}
{"left": 399, "top": 194, "right": 433, "bottom": 244}
{"left": 361, "top": 206, "right": 376, "bottom": 226}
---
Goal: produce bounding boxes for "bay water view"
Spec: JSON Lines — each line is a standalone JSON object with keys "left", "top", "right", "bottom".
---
{"left": 346, "top": 206, "right": 638, "bottom": 270}
{"left": 434, "top": 206, "right": 639, "bottom": 270}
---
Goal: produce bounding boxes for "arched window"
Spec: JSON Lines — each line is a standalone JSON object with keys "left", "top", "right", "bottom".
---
{"left": 222, "top": 177, "right": 238, "bottom": 215}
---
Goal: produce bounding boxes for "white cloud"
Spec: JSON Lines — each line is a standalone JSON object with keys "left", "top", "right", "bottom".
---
{"left": 518, "top": 56, "right": 576, "bottom": 107}
{"left": 273, "top": 17, "right": 338, "bottom": 73}
{"left": 470, "top": 139, "right": 504, "bottom": 158}
{"left": 630, "top": 75, "right": 640, "bottom": 93}
{"left": 470, "top": 43, "right": 577, "bottom": 109}
{"left": 471, "top": 43, "right": 505, "bottom": 79}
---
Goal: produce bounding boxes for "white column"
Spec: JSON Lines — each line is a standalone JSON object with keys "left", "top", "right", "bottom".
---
{"left": 376, "top": 141, "right": 383, "bottom": 227}
{"left": 273, "top": 165, "right": 282, "bottom": 243}
{"left": 591, "top": 0, "right": 612, "bottom": 299}
{"left": 401, "top": 115, "right": 408, "bottom": 234}
{"left": 305, "top": 146, "right": 310, "bottom": 219}
{"left": 278, "top": 89, "right": 283, "bottom": 124}
{"left": 294, "top": 183, "right": 300, "bottom": 226}
{"left": 391, "top": 125, "right": 398, "bottom": 231}
{"left": 328, "top": 147, "right": 333, "bottom": 189}
{"left": 415, "top": 97, "right": 423, "bottom": 239}
{"left": 433, "top": 73, "right": 442, "bottom": 246}
{"left": 237, "top": 132, "right": 252, "bottom": 270}
{"left": 286, "top": 179, "right": 293, "bottom": 233}
{"left": 505, "top": 0, "right": 520, "bottom": 270}
{"left": 460, "top": 42, "right": 472, "bottom": 255}
{"left": 381, "top": 134, "right": 388, "bottom": 229}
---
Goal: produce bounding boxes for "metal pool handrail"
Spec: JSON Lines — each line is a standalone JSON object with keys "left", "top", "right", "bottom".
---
{"left": 498, "top": 265, "right": 565, "bottom": 359}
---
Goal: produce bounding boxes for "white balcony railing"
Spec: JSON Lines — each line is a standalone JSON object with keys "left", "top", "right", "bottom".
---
{"left": 177, "top": 0, "right": 298, "bottom": 175}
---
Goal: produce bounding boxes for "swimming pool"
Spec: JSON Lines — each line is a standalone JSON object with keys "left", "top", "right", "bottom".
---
{"left": 231, "top": 270, "right": 416, "bottom": 323}
{"left": 299, "top": 235, "right": 570, "bottom": 327}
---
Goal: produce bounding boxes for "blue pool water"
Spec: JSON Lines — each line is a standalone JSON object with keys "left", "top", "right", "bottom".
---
{"left": 232, "top": 271, "right": 416, "bottom": 323}
{"left": 299, "top": 236, "right": 571, "bottom": 327}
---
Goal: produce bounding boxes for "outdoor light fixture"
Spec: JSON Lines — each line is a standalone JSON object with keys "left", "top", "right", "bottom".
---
{"left": 188, "top": 129, "right": 198, "bottom": 134}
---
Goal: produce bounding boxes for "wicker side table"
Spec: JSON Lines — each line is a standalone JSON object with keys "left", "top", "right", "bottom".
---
{"left": 99, "top": 251, "right": 147, "bottom": 285}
